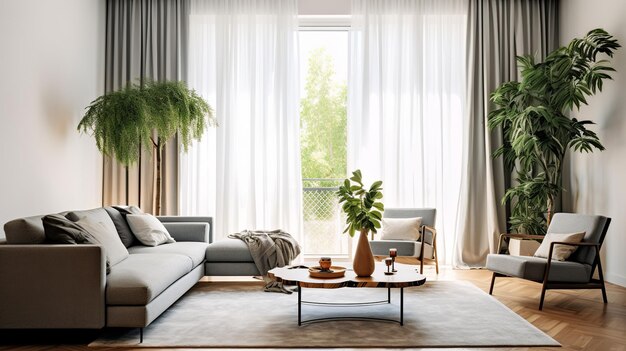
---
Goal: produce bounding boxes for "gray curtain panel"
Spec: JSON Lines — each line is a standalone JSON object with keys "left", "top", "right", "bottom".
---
{"left": 455, "top": 0, "right": 558, "bottom": 267}
{"left": 103, "top": 0, "right": 188, "bottom": 215}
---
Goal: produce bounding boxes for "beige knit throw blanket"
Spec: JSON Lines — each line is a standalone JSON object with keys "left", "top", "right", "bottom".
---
{"left": 228, "top": 229, "right": 301, "bottom": 293}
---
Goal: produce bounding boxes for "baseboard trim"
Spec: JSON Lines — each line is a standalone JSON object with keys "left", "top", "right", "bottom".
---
{"left": 606, "top": 272, "right": 626, "bottom": 287}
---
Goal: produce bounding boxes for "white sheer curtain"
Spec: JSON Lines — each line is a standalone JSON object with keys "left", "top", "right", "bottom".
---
{"left": 180, "top": 0, "right": 303, "bottom": 242}
{"left": 348, "top": 0, "right": 468, "bottom": 265}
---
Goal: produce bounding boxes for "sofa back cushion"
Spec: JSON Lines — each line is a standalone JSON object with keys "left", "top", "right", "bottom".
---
{"left": 68, "top": 208, "right": 129, "bottom": 267}
{"left": 4, "top": 215, "right": 47, "bottom": 244}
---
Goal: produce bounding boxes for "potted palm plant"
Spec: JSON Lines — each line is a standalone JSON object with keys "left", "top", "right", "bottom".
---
{"left": 336, "top": 170, "right": 384, "bottom": 276}
{"left": 489, "top": 29, "right": 619, "bottom": 242}
{"left": 78, "top": 80, "right": 216, "bottom": 215}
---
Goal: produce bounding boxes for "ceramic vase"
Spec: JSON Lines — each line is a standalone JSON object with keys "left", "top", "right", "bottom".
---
{"left": 353, "top": 228, "right": 375, "bottom": 277}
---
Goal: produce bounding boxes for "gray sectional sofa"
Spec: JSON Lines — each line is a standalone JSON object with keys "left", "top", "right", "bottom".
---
{"left": 0, "top": 207, "right": 242, "bottom": 336}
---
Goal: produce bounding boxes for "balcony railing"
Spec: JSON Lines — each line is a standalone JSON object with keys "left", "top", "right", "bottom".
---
{"left": 302, "top": 178, "right": 351, "bottom": 257}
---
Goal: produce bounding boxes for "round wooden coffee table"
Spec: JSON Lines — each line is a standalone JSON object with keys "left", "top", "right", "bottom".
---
{"left": 268, "top": 264, "right": 426, "bottom": 326}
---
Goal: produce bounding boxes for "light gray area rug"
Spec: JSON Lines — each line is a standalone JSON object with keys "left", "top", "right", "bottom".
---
{"left": 90, "top": 280, "right": 559, "bottom": 348}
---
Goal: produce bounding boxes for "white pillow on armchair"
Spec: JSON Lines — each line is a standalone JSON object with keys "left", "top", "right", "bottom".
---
{"left": 533, "top": 231, "right": 585, "bottom": 261}
{"left": 381, "top": 217, "right": 422, "bottom": 241}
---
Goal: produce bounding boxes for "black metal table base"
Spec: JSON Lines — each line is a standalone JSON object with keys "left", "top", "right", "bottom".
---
{"left": 297, "top": 283, "right": 404, "bottom": 326}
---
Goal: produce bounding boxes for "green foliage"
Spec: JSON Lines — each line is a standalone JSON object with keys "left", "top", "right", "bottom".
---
{"left": 489, "top": 29, "right": 619, "bottom": 234}
{"left": 300, "top": 48, "right": 347, "bottom": 180}
{"left": 78, "top": 80, "right": 215, "bottom": 165}
{"left": 336, "top": 170, "right": 384, "bottom": 237}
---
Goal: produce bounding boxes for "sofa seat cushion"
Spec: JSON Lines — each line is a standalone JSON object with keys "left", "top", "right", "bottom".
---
{"left": 486, "top": 254, "right": 592, "bottom": 283}
{"left": 106, "top": 253, "right": 192, "bottom": 305}
{"left": 206, "top": 239, "right": 253, "bottom": 262}
{"left": 128, "top": 242, "right": 209, "bottom": 267}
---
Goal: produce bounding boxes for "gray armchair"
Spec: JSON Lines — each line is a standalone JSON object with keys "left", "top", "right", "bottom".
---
{"left": 370, "top": 208, "right": 438, "bottom": 274}
{"left": 486, "top": 213, "right": 611, "bottom": 310}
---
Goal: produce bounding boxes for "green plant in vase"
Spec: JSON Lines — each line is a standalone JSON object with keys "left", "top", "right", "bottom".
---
{"left": 337, "top": 169, "right": 384, "bottom": 276}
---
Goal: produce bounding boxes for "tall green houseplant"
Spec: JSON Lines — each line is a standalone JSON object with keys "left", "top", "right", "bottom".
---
{"left": 489, "top": 29, "right": 619, "bottom": 234}
{"left": 78, "top": 80, "right": 216, "bottom": 215}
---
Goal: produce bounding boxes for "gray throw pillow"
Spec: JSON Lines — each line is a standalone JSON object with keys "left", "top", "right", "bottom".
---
{"left": 105, "top": 207, "right": 136, "bottom": 248}
{"left": 42, "top": 214, "right": 91, "bottom": 244}
{"left": 113, "top": 205, "right": 144, "bottom": 215}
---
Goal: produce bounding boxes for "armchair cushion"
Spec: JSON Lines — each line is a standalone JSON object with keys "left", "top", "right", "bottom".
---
{"left": 534, "top": 232, "right": 585, "bottom": 261}
{"left": 381, "top": 217, "right": 422, "bottom": 241}
{"left": 548, "top": 213, "right": 610, "bottom": 265}
{"left": 486, "top": 254, "right": 592, "bottom": 283}
{"left": 385, "top": 208, "right": 435, "bottom": 227}
{"left": 370, "top": 239, "right": 434, "bottom": 259}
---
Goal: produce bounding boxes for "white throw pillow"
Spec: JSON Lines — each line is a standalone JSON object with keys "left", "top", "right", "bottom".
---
{"left": 75, "top": 215, "right": 129, "bottom": 266}
{"left": 126, "top": 214, "right": 176, "bottom": 247}
{"left": 381, "top": 217, "right": 422, "bottom": 241}
{"left": 533, "top": 232, "right": 585, "bottom": 261}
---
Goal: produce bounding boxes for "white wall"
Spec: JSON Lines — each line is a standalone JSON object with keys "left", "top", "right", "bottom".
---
{"left": 0, "top": 0, "right": 105, "bottom": 238}
{"left": 560, "top": 0, "right": 626, "bottom": 287}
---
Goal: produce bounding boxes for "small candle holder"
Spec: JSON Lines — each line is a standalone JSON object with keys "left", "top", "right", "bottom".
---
{"left": 389, "top": 248, "right": 397, "bottom": 272}
{"left": 319, "top": 257, "right": 332, "bottom": 272}
{"left": 384, "top": 257, "right": 394, "bottom": 275}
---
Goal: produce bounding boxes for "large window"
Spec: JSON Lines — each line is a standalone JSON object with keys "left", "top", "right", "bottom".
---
{"left": 299, "top": 28, "right": 350, "bottom": 258}
{"left": 180, "top": 5, "right": 471, "bottom": 267}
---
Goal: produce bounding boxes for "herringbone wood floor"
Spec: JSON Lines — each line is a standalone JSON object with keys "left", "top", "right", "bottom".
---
{"left": 1, "top": 261, "right": 624, "bottom": 351}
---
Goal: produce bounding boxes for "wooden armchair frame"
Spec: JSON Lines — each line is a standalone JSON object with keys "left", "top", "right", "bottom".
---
{"left": 418, "top": 225, "right": 439, "bottom": 274}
